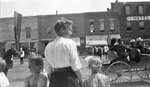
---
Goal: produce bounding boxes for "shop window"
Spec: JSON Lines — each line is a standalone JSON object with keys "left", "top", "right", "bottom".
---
{"left": 25, "top": 27, "right": 31, "bottom": 38}
{"left": 125, "top": 5, "right": 131, "bottom": 15}
{"left": 138, "top": 5, "right": 144, "bottom": 15}
{"left": 99, "top": 19, "right": 104, "bottom": 31}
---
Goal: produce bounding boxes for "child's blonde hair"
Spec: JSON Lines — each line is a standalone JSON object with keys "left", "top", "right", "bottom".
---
{"left": 86, "top": 56, "right": 102, "bottom": 68}
{"left": 0, "top": 57, "right": 6, "bottom": 72}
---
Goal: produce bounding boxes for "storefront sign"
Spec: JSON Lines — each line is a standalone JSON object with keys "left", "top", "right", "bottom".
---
{"left": 127, "top": 16, "right": 150, "bottom": 21}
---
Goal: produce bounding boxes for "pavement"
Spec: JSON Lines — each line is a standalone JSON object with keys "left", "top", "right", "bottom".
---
{"left": 7, "top": 56, "right": 150, "bottom": 87}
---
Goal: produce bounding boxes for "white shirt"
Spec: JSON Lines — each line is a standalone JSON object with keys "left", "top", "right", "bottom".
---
{"left": 0, "top": 72, "right": 10, "bottom": 87}
{"left": 44, "top": 37, "right": 81, "bottom": 71}
{"left": 20, "top": 50, "right": 25, "bottom": 57}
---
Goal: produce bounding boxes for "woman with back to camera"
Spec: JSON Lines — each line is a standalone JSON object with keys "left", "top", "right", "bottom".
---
{"left": 44, "top": 17, "right": 82, "bottom": 87}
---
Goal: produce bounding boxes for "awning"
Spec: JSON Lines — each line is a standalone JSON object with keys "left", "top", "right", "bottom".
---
{"left": 86, "top": 40, "right": 107, "bottom": 46}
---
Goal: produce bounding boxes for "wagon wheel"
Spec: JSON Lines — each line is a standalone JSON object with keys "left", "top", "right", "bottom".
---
{"left": 136, "top": 66, "right": 150, "bottom": 81}
{"left": 104, "top": 61, "right": 132, "bottom": 83}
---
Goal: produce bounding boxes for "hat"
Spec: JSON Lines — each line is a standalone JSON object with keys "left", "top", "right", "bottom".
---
{"left": 136, "top": 37, "right": 143, "bottom": 41}
{"left": 85, "top": 56, "right": 102, "bottom": 68}
{"left": 130, "top": 39, "right": 135, "bottom": 43}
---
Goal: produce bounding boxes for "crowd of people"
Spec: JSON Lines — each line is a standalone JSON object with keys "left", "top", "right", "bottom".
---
{"left": 1, "top": 17, "right": 150, "bottom": 87}
{"left": 107, "top": 37, "right": 150, "bottom": 64}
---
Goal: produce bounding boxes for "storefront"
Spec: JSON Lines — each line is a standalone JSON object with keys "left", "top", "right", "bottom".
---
{"left": 86, "top": 34, "right": 120, "bottom": 46}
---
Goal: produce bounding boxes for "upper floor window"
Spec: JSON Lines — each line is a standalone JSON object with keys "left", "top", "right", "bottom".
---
{"left": 25, "top": 26, "right": 31, "bottom": 38}
{"left": 109, "top": 18, "right": 115, "bottom": 31}
{"left": 99, "top": 19, "right": 104, "bottom": 31}
{"left": 138, "top": 5, "right": 144, "bottom": 15}
{"left": 125, "top": 5, "right": 131, "bottom": 15}
{"left": 89, "top": 19, "right": 95, "bottom": 32}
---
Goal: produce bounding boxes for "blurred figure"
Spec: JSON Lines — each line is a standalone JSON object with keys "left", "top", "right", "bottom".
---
{"left": 109, "top": 38, "right": 117, "bottom": 49}
{"left": 19, "top": 48, "right": 25, "bottom": 64}
{"left": 127, "top": 39, "right": 141, "bottom": 63}
{"left": 83, "top": 56, "right": 110, "bottom": 87}
{"left": 129, "top": 39, "right": 136, "bottom": 48}
{"left": 93, "top": 46, "right": 98, "bottom": 56}
{"left": 24, "top": 56, "right": 49, "bottom": 87}
{"left": 109, "top": 38, "right": 128, "bottom": 63}
{"left": 0, "top": 57, "right": 10, "bottom": 87}
{"left": 97, "top": 47, "right": 102, "bottom": 58}
{"left": 135, "top": 37, "right": 144, "bottom": 53}
{"left": 104, "top": 45, "right": 109, "bottom": 55}
{"left": 3, "top": 47, "right": 16, "bottom": 75}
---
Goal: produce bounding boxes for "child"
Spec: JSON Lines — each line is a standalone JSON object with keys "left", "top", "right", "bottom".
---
{"left": 83, "top": 56, "right": 110, "bottom": 87}
{"left": 0, "top": 57, "right": 10, "bottom": 87}
{"left": 24, "top": 56, "right": 49, "bottom": 87}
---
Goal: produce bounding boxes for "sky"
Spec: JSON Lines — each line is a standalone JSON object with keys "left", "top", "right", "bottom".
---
{"left": 0, "top": 0, "right": 149, "bottom": 18}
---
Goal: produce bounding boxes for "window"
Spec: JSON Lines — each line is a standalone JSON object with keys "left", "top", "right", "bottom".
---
{"left": 99, "top": 19, "right": 104, "bottom": 31}
{"left": 126, "top": 21, "right": 132, "bottom": 31}
{"left": 139, "top": 21, "right": 144, "bottom": 30}
{"left": 109, "top": 18, "right": 115, "bottom": 31}
{"left": 89, "top": 19, "right": 95, "bottom": 32}
{"left": 138, "top": 5, "right": 144, "bottom": 15}
{"left": 25, "top": 27, "right": 31, "bottom": 38}
{"left": 146, "top": 5, "right": 150, "bottom": 14}
{"left": 125, "top": 5, "right": 131, "bottom": 15}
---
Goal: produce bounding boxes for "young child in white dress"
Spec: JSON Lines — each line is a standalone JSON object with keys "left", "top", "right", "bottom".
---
{"left": 24, "top": 56, "right": 49, "bottom": 87}
{"left": 83, "top": 56, "right": 110, "bottom": 87}
{"left": 0, "top": 57, "right": 10, "bottom": 87}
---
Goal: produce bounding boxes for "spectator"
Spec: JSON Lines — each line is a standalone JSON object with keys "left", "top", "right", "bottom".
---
{"left": 97, "top": 47, "right": 102, "bottom": 58}
{"left": 19, "top": 48, "right": 25, "bottom": 64}
{"left": 0, "top": 57, "right": 10, "bottom": 87}
{"left": 135, "top": 37, "right": 144, "bottom": 53}
{"left": 3, "top": 47, "right": 16, "bottom": 75}
{"left": 109, "top": 39, "right": 128, "bottom": 62}
{"left": 24, "top": 56, "right": 49, "bottom": 87}
{"left": 84, "top": 56, "right": 110, "bottom": 87}
{"left": 93, "top": 46, "right": 98, "bottom": 56}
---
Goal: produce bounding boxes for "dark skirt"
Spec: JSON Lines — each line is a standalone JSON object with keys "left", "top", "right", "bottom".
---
{"left": 49, "top": 67, "right": 81, "bottom": 87}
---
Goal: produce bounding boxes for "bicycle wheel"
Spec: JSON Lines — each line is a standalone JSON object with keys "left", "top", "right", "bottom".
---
{"left": 105, "top": 61, "right": 132, "bottom": 83}
{"left": 136, "top": 67, "right": 150, "bottom": 81}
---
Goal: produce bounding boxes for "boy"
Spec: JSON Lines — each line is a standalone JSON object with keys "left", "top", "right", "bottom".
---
{"left": 84, "top": 56, "right": 110, "bottom": 87}
{"left": 24, "top": 56, "right": 49, "bottom": 87}
{"left": 0, "top": 57, "right": 10, "bottom": 87}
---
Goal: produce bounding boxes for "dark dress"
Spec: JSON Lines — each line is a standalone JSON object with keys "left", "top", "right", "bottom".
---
{"left": 49, "top": 67, "right": 81, "bottom": 87}
{"left": 109, "top": 44, "right": 128, "bottom": 62}
{"left": 3, "top": 48, "right": 16, "bottom": 75}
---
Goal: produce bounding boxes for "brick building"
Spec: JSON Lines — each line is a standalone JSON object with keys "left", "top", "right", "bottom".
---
{"left": 110, "top": 1, "right": 150, "bottom": 45}
{"left": 84, "top": 12, "right": 120, "bottom": 46}
{"left": 0, "top": 11, "right": 121, "bottom": 54}
{"left": 0, "top": 16, "right": 39, "bottom": 55}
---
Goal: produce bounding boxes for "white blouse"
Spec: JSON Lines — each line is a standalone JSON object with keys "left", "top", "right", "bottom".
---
{"left": 44, "top": 37, "right": 81, "bottom": 71}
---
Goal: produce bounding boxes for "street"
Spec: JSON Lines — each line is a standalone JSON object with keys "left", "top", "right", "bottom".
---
{"left": 7, "top": 57, "right": 150, "bottom": 87}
